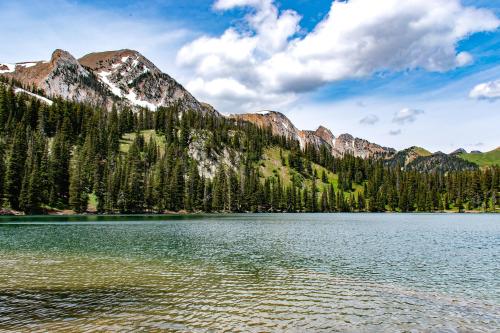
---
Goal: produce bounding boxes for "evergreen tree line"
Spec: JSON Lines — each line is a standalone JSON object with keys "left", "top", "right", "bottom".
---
{"left": 0, "top": 83, "right": 498, "bottom": 214}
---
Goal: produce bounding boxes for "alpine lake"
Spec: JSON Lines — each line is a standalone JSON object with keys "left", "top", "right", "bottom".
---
{"left": 0, "top": 213, "right": 498, "bottom": 332}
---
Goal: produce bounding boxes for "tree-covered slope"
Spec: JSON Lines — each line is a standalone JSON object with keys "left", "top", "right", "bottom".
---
{"left": 0, "top": 81, "right": 498, "bottom": 215}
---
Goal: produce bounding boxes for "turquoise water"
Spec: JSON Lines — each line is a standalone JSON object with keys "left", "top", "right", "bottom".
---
{"left": 0, "top": 214, "right": 498, "bottom": 332}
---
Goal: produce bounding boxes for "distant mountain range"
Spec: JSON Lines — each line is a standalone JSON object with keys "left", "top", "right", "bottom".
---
{"left": 1, "top": 49, "right": 498, "bottom": 171}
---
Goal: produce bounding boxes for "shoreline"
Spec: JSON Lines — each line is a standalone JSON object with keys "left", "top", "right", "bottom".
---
{"left": 0, "top": 209, "right": 498, "bottom": 217}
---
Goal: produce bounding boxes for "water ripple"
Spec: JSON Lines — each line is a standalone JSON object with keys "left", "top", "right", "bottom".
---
{"left": 0, "top": 213, "right": 498, "bottom": 332}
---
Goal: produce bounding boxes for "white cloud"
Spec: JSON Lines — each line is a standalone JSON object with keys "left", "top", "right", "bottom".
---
{"left": 178, "top": 0, "right": 499, "bottom": 113}
{"left": 393, "top": 108, "right": 424, "bottom": 125}
{"left": 213, "top": 0, "right": 268, "bottom": 11}
{"left": 469, "top": 79, "right": 500, "bottom": 101}
{"left": 359, "top": 114, "right": 379, "bottom": 125}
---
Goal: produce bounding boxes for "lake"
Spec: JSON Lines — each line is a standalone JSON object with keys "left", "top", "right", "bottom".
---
{"left": 0, "top": 214, "right": 498, "bottom": 332}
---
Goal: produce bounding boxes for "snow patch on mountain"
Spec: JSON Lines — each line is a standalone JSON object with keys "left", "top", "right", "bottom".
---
{"left": 14, "top": 87, "right": 53, "bottom": 105}
{"left": 17, "top": 62, "right": 37, "bottom": 68}
{"left": 124, "top": 90, "right": 157, "bottom": 111}
{"left": 98, "top": 71, "right": 122, "bottom": 97}
{"left": 0, "top": 63, "right": 15, "bottom": 74}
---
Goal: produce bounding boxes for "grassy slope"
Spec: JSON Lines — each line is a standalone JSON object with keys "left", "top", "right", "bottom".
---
{"left": 260, "top": 147, "right": 363, "bottom": 196}
{"left": 120, "top": 130, "right": 166, "bottom": 153}
{"left": 412, "top": 147, "right": 432, "bottom": 157}
{"left": 459, "top": 148, "right": 500, "bottom": 167}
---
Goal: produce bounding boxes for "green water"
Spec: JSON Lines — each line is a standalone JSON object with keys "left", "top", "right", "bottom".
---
{"left": 0, "top": 214, "right": 498, "bottom": 332}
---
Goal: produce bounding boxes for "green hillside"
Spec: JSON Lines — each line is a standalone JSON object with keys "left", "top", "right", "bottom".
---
{"left": 459, "top": 148, "right": 500, "bottom": 167}
{"left": 412, "top": 146, "right": 432, "bottom": 157}
{"left": 259, "top": 147, "right": 363, "bottom": 196}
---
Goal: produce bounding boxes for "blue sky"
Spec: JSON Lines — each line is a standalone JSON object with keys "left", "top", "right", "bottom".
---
{"left": 0, "top": 0, "right": 499, "bottom": 152}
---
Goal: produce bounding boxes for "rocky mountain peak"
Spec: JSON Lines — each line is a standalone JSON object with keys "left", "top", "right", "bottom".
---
{"left": 79, "top": 49, "right": 157, "bottom": 73}
{"left": 51, "top": 49, "right": 77, "bottom": 65}
{"left": 1, "top": 48, "right": 218, "bottom": 115}
{"left": 337, "top": 133, "right": 354, "bottom": 141}
{"left": 314, "top": 126, "right": 335, "bottom": 146}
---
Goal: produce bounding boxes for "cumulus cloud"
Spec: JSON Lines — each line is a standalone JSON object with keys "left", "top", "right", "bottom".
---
{"left": 177, "top": 0, "right": 500, "bottom": 113}
{"left": 393, "top": 108, "right": 424, "bottom": 125}
{"left": 469, "top": 79, "right": 500, "bottom": 101}
{"left": 359, "top": 114, "right": 379, "bottom": 125}
{"left": 389, "top": 129, "right": 402, "bottom": 136}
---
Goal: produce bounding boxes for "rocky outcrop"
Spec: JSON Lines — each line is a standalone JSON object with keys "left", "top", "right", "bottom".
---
{"left": 233, "top": 111, "right": 301, "bottom": 142}
{"left": 188, "top": 129, "right": 242, "bottom": 178}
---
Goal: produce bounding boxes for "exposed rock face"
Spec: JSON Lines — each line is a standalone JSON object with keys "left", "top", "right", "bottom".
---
{"left": 1, "top": 49, "right": 217, "bottom": 114}
{"left": 314, "top": 126, "right": 335, "bottom": 147}
{"left": 332, "top": 134, "right": 395, "bottom": 159}
{"left": 233, "top": 111, "right": 302, "bottom": 142}
{"left": 43, "top": 50, "right": 112, "bottom": 107}
{"left": 300, "top": 130, "right": 328, "bottom": 149}
{"left": 188, "top": 129, "right": 242, "bottom": 178}
{"left": 232, "top": 111, "right": 395, "bottom": 159}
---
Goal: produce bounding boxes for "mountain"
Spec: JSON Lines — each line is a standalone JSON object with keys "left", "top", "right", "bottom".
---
{"left": 457, "top": 147, "right": 500, "bottom": 167}
{"left": 386, "top": 146, "right": 432, "bottom": 168}
{"left": 0, "top": 49, "right": 493, "bottom": 170}
{"left": 0, "top": 49, "right": 496, "bottom": 215}
{"left": 405, "top": 152, "right": 478, "bottom": 172}
{"left": 0, "top": 49, "right": 216, "bottom": 115}
{"left": 231, "top": 111, "right": 395, "bottom": 159}
{"left": 450, "top": 148, "right": 467, "bottom": 155}
{"left": 384, "top": 146, "right": 480, "bottom": 171}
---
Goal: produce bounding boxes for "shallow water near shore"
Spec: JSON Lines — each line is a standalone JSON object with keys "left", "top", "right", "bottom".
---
{"left": 0, "top": 213, "right": 498, "bottom": 332}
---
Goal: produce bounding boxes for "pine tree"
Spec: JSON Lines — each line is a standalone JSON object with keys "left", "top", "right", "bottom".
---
{"left": 19, "top": 131, "right": 48, "bottom": 214}
{"left": 328, "top": 183, "right": 336, "bottom": 212}
{"left": 69, "top": 149, "right": 88, "bottom": 213}
{"left": 49, "top": 130, "right": 71, "bottom": 207}
{"left": 320, "top": 190, "right": 328, "bottom": 212}
{"left": 4, "top": 125, "right": 27, "bottom": 210}
{"left": 311, "top": 178, "right": 318, "bottom": 212}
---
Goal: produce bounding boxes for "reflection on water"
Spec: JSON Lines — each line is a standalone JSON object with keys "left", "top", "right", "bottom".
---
{"left": 0, "top": 214, "right": 499, "bottom": 332}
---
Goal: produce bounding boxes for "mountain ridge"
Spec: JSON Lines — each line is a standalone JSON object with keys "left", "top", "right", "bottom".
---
{"left": 230, "top": 110, "right": 396, "bottom": 159}
{"left": 1, "top": 48, "right": 496, "bottom": 168}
